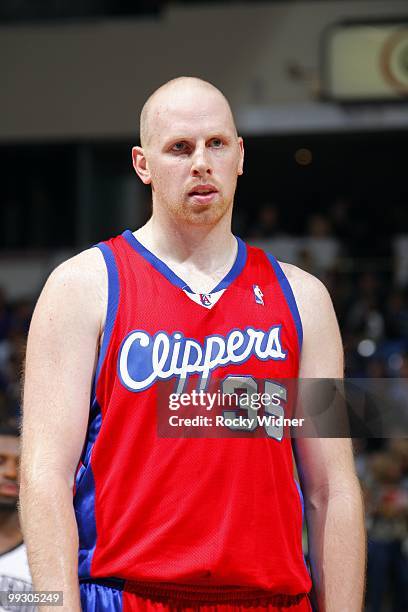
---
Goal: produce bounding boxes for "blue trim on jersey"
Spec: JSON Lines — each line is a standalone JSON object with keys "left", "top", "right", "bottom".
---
{"left": 93, "top": 243, "right": 120, "bottom": 385}
{"left": 266, "top": 254, "right": 303, "bottom": 351}
{"left": 294, "top": 478, "right": 305, "bottom": 520}
{"left": 74, "top": 243, "right": 119, "bottom": 580}
{"left": 75, "top": 465, "right": 97, "bottom": 577}
{"left": 81, "top": 401, "right": 103, "bottom": 466}
{"left": 123, "top": 229, "right": 188, "bottom": 290}
{"left": 74, "top": 398, "right": 103, "bottom": 578}
{"left": 122, "top": 229, "right": 247, "bottom": 295}
{"left": 80, "top": 581, "right": 124, "bottom": 611}
{"left": 294, "top": 478, "right": 311, "bottom": 574}
{"left": 210, "top": 236, "right": 247, "bottom": 292}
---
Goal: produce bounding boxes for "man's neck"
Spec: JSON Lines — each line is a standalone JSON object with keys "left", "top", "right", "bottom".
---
{"left": 133, "top": 211, "right": 239, "bottom": 294}
{"left": 134, "top": 212, "right": 236, "bottom": 275}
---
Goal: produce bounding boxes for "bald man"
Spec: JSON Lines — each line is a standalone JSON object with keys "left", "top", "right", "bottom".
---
{"left": 21, "top": 77, "right": 365, "bottom": 612}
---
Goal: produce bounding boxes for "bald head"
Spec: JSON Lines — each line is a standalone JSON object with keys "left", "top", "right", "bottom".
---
{"left": 139, "top": 77, "right": 237, "bottom": 149}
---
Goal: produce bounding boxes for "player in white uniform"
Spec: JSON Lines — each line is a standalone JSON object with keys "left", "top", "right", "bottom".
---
{"left": 0, "top": 423, "right": 33, "bottom": 611}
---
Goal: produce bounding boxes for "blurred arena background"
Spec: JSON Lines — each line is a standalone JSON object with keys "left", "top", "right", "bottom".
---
{"left": 0, "top": 1, "right": 407, "bottom": 610}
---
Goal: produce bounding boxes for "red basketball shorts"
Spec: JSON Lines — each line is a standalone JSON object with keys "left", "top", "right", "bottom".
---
{"left": 79, "top": 581, "right": 312, "bottom": 611}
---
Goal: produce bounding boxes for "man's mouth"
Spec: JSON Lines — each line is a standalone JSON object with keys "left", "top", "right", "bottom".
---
{"left": 188, "top": 185, "right": 218, "bottom": 202}
{"left": 0, "top": 483, "right": 18, "bottom": 497}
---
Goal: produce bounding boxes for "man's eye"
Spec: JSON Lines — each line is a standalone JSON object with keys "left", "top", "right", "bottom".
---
{"left": 172, "top": 142, "right": 188, "bottom": 152}
{"left": 210, "top": 139, "right": 223, "bottom": 148}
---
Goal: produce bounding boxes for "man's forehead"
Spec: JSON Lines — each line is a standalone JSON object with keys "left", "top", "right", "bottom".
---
{"left": 149, "top": 100, "right": 235, "bottom": 142}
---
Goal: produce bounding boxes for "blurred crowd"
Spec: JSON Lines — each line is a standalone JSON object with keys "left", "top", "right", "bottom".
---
{"left": 0, "top": 203, "right": 407, "bottom": 611}
{"left": 0, "top": 288, "right": 30, "bottom": 426}
{"left": 355, "top": 438, "right": 408, "bottom": 612}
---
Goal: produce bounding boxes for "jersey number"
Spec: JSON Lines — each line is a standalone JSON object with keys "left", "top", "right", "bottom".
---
{"left": 221, "top": 376, "right": 286, "bottom": 441}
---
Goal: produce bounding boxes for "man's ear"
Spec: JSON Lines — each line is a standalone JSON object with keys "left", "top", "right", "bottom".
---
{"left": 237, "top": 137, "right": 244, "bottom": 176}
{"left": 132, "top": 146, "right": 152, "bottom": 185}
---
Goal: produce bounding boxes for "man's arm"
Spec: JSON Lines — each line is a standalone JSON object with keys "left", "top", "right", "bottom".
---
{"left": 20, "top": 248, "right": 107, "bottom": 611}
{"left": 283, "top": 264, "right": 366, "bottom": 612}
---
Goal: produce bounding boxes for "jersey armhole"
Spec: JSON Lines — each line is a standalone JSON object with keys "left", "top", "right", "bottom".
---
{"left": 92, "top": 242, "right": 120, "bottom": 392}
{"left": 266, "top": 253, "right": 303, "bottom": 352}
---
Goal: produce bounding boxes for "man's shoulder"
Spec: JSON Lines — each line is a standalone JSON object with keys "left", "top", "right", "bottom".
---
{"left": 48, "top": 246, "right": 107, "bottom": 292}
{"left": 278, "top": 261, "right": 334, "bottom": 321}
{"left": 35, "top": 247, "right": 107, "bottom": 327}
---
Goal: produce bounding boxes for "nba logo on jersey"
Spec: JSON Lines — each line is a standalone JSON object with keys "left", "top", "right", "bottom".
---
{"left": 200, "top": 293, "right": 212, "bottom": 307}
{"left": 253, "top": 284, "right": 264, "bottom": 305}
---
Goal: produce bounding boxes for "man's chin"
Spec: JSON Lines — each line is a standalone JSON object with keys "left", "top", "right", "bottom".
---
{"left": 0, "top": 497, "right": 18, "bottom": 510}
{"left": 178, "top": 201, "right": 231, "bottom": 226}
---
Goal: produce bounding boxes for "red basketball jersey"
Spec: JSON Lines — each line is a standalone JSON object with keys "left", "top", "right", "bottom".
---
{"left": 74, "top": 230, "right": 312, "bottom": 600}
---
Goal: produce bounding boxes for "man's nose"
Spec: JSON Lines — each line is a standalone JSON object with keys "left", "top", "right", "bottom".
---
{"left": 3, "top": 458, "right": 18, "bottom": 481}
{"left": 191, "top": 145, "right": 212, "bottom": 177}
